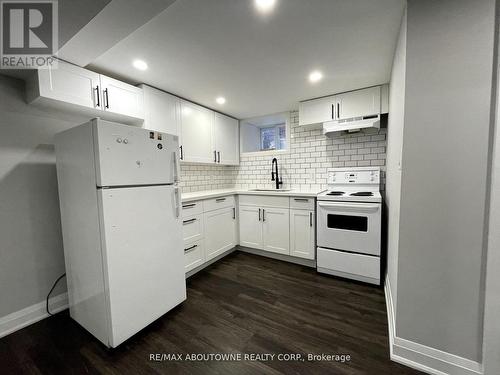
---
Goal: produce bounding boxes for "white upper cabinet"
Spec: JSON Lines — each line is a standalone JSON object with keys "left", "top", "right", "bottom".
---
{"left": 298, "top": 85, "right": 387, "bottom": 127}
{"left": 299, "top": 96, "right": 333, "bottom": 126}
{"left": 100, "top": 75, "right": 144, "bottom": 120}
{"left": 214, "top": 112, "right": 239, "bottom": 165}
{"left": 335, "top": 86, "right": 381, "bottom": 120}
{"left": 27, "top": 60, "right": 100, "bottom": 109}
{"left": 140, "top": 87, "right": 239, "bottom": 165}
{"left": 180, "top": 101, "right": 215, "bottom": 163}
{"left": 26, "top": 60, "right": 144, "bottom": 124}
{"left": 140, "top": 85, "right": 180, "bottom": 136}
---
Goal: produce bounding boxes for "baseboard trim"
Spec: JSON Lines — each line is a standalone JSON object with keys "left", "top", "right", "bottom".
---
{"left": 0, "top": 293, "right": 68, "bottom": 339}
{"left": 186, "top": 247, "right": 237, "bottom": 278}
{"left": 384, "top": 280, "right": 483, "bottom": 375}
{"left": 237, "top": 246, "right": 316, "bottom": 267}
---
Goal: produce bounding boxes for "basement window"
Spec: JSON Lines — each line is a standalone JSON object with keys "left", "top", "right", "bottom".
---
{"left": 260, "top": 124, "right": 286, "bottom": 151}
{"left": 240, "top": 112, "right": 290, "bottom": 155}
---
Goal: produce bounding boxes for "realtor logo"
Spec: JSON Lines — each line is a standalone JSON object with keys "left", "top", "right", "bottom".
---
{"left": 1, "top": 0, "right": 58, "bottom": 68}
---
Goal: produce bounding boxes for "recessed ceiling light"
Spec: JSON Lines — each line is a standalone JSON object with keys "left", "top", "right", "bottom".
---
{"left": 309, "top": 70, "right": 323, "bottom": 83}
{"left": 132, "top": 59, "right": 148, "bottom": 71}
{"left": 216, "top": 97, "right": 226, "bottom": 105}
{"left": 255, "top": 0, "right": 276, "bottom": 13}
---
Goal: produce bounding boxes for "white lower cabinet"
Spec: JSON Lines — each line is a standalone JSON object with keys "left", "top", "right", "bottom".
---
{"left": 239, "top": 205, "right": 263, "bottom": 248}
{"left": 238, "top": 204, "right": 290, "bottom": 255}
{"left": 262, "top": 208, "right": 289, "bottom": 255}
{"left": 184, "top": 240, "right": 204, "bottom": 273}
{"left": 204, "top": 206, "right": 237, "bottom": 261}
{"left": 290, "top": 209, "right": 315, "bottom": 260}
{"left": 183, "top": 195, "right": 237, "bottom": 274}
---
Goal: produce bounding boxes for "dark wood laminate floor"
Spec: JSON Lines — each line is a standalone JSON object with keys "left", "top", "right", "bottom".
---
{"left": 0, "top": 251, "right": 422, "bottom": 375}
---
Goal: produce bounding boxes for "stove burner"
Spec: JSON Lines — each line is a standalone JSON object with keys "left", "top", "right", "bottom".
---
{"left": 326, "top": 191, "right": 345, "bottom": 196}
{"left": 350, "top": 192, "right": 374, "bottom": 197}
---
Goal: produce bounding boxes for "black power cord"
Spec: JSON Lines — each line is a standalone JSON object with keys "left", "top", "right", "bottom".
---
{"left": 46, "top": 273, "right": 66, "bottom": 316}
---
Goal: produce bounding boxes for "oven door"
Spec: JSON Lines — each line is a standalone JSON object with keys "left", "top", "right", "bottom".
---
{"left": 317, "top": 201, "right": 381, "bottom": 256}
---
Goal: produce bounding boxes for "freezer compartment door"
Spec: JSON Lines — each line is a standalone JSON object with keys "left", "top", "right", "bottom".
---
{"left": 93, "top": 119, "right": 179, "bottom": 187}
{"left": 98, "top": 185, "right": 185, "bottom": 347}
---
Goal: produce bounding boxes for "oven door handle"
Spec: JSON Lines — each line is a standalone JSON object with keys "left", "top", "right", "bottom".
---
{"left": 318, "top": 202, "right": 380, "bottom": 213}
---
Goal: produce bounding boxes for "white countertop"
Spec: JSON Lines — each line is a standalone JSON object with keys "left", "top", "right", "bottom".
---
{"left": 181, "top": 188, "right": 322, "bottom": 202}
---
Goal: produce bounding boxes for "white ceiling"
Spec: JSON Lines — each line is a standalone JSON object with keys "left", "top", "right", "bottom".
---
{"left": 88, "top": 0, "right": 405, "bottom": 119}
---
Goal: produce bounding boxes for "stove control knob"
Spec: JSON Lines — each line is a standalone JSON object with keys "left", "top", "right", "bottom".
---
{"left": 116, "top": 138, "right": 122, "bottom": 143}
{"left": 123, "top": 139, "right": 129, "bottom": 144}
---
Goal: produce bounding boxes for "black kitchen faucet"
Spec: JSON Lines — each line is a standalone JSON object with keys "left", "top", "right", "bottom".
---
{"left": 271, "top": 158, "right": 283, "bottom": 189}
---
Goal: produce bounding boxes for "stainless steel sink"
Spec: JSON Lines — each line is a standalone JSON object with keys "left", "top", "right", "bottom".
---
{"left": 248, "top": 189, "right": 292, "bottom": 192}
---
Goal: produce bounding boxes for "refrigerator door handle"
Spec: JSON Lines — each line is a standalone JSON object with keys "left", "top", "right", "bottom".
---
{"left": 174, "top": 187, "right": 181, "bottom": 218}
{"left": 172, "top": 151, "right": 179, "bottom": 183}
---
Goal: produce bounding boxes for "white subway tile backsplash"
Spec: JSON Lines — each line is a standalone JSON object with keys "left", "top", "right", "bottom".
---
{"left": 180, "top": 110, "right": 387, "bottom": 193}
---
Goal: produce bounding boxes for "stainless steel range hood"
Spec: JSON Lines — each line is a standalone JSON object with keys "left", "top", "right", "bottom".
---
{"left": 323, "top": 115, "right": 380, "bottom": 135}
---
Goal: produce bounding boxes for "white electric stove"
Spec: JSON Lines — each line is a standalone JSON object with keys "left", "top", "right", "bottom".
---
{"left": 316, "top": 167, "right": 382, "bottom": 285}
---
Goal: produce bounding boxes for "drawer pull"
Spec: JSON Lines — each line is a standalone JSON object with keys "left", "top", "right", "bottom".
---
{"left": 184, "top": 244, "right": 198, "bottom": 253}
{"left": 215, "top": 197, "right": 226, "bottom": 202}
{"left": 183, "top": 218, "right": 197, "bottom": 225}
{"left": 182, "top": 203, "right": 196, "bottom": 209}
{"left": 294, "top": 198, "right": 309, "bottom": 202}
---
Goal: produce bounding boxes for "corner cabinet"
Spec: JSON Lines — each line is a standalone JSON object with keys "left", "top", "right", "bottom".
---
{"left": 26, "top": 59, "right": 144, "bottom": 125}
{"left": 238, "top": 195, "right": 290, "bottom": 256}
{"left": 204, "top": 205, "right": 237, "bottom": 261}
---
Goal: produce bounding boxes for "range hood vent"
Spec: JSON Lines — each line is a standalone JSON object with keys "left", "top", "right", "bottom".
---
{"left": 323, "top": 114, "right": 380, "bottom": 136}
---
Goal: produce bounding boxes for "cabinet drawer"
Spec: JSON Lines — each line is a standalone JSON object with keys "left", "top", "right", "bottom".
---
{"left": 317, "top": 247, "right": 380, "bottom": 284}
{"left": 182, "top": 200, "right": 203, "bottom": 217}
{"left": 203, "top": 195, "right": 235, "bottom": 212}
{"left": 290, "top": 196, "right": 315, "bottom": 210}
{"left": 182, "top": 215, "right": 203, "bottom": 243}
{"left": 239, "top": 195, "right": 289, "bottom": 208}
{"left": 184, "top": 240, "right": 204, "bottom": 273}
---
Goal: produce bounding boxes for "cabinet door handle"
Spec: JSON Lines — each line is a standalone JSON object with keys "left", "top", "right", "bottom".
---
{"left": 216, "top": 197, "right": 226, "bottom": 202}
{"left": 310, "top": 212, "right": 313, "bottom": 227}
{"left": 104, "top": 88, "right": 109, "bottom": 109}
{"left": 183, "top": 218, "right": 197, "bottom": 225}
{"left": 180, "top": 145, "right": 183, "bottom": 160}
{"left": 294, "top": 198, "right": 309, "bottom": 202}
{"left": 331, "top": 104, "right": 334, "bottom": 119}
{"left": 337, "top": 102, "right": 340, "bottom": 119}
{"left": 233, "top": 207, "right": 236, "bottom": 220}
{"left": 184, "top": 244, "right": 198, "bottom": 253}
{"left": 262, "top": 209, "right": 265, "bottom": 222}
{"left": 258, "top": 208, "right": 261, "bottom": 221}
{"left": 214, "top": 150, "right": 217, "bottom": 163}
{"left": 94, "top": 85, "right": 100, "bottom": 107}
{"left": 217, "top": 151, "right": 220, "bottom": 163}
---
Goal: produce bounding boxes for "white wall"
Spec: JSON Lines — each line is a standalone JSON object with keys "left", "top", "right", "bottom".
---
{"left": 385, "top": 6, "right": 406, "bottom": 315}
{"left": 483, "top": 4, "right": 500, "bottom": 371}
{"left": 240, "top": 122, "right": 260, "bottom": 153}
{"left": 396, "top": 0, "right": 496, "bottom": 362}
{"left": 0, "top": 74, "right": 89, "bottom": 317}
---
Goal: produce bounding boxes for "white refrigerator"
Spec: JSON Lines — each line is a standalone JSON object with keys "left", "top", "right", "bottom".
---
{"left": 55, "top": 118, "right": 185, "bottom": 348}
